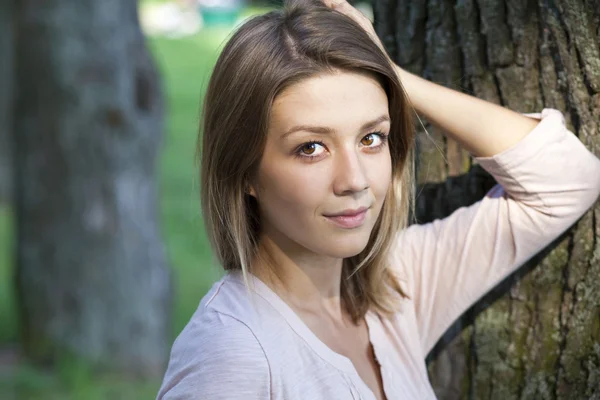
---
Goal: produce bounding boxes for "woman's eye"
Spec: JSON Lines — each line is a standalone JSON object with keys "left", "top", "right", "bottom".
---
{"left": 298, "top": 142, "right": 325, "bottom": 157}
{"left": 361, "top": 133, "right": 384, "bottom": 147}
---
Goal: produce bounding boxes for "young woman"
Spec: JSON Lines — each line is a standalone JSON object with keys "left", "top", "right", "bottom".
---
{"left": 157, "top": 1, "right": 600, "bottom": 399}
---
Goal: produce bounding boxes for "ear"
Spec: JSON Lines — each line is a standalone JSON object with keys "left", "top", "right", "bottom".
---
{"left": 245, "top": 183, "right": 257, "bottom": 198}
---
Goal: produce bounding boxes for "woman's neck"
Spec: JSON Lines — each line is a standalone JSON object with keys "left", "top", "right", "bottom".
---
{"left": 252, "top": 234, "right": 347, "bottom": 321}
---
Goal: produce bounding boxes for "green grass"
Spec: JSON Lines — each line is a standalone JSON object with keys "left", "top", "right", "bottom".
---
{"left": 0, "top": 204, "right": 15, "bottom": 343}
{"left": 152, "top": 29, "right": 230, "bottom": 338}
{"left": 2, "top": 362, "right": 160, "bottom": 400}
{"left": 0, "top": 8, "right": 275, "bottom": 397}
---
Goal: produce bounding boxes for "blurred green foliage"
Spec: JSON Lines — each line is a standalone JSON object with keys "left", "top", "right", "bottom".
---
{"left": 0, "top": 205, "right": 15, "bottom": 343}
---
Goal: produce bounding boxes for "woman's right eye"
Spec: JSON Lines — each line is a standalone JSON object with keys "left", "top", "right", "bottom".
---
{"left": 296, "top": 141, "right": 326, "bottom": 158}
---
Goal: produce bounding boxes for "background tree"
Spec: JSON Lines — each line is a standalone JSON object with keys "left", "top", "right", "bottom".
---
{"left": 372, "top": 0, "right": 600, "bottom": 398}
{"left": 0, "top": 0, "right": 13, "bottom": 204}
{"left": 13, "top": 0, "right": 172, "bottom": 377}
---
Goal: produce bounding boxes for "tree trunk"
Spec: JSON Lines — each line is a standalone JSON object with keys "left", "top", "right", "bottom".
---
{"left": 14, "top": 0, "right": 172, "bottom": 378}
{"left": 373, "top": 0, "right": 600, "bottom": 398}
{"left": 0, "top": 0, "right": 14, "bottom": 204}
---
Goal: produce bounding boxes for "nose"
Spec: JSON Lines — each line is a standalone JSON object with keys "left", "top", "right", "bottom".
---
{"left": 332, "top": 147, "right": 370, "bottom": 196}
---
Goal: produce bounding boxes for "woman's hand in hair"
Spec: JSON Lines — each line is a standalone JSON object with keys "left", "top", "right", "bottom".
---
{"left": 322, "top": 0, "right": 388, "bottom": 56}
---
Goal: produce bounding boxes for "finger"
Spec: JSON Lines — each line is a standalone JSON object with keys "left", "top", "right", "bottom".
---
{"left": 321, "top": 0, "right": 376, "bottom": 38}
{"left": 321, "top": 0, "right": 341, "bottom": 8}
{"left": 324, "top": 0, "right": 366, "bottom": 22}
{"left": 322, "top": 0, "right": 350, "bottom": 12}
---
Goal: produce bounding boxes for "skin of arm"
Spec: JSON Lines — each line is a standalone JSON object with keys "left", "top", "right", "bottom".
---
{"left": 323, "top": 0, "right": 540, "bottom": 158}
{"left": 393, "top": 67, "right": 539, "bottom": 157}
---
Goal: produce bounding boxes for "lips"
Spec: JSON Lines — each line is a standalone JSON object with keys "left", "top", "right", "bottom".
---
{"left": 324, "top": 206, "right": 369, "bottom": 229}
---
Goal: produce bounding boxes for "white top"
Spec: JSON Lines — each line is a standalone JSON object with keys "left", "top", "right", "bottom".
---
{"left": 156, "top": 109, "right": 600, "bottom": 399}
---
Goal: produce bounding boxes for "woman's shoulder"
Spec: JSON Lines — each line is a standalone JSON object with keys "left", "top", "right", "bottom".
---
{"left": 171, "top": 271, "right": 286, "bottom": 353}
{"left": 172, "top": 307, "right": 261, "bottom": 357}
{"left": 157, "top": 312, "right": 270, "bottom": 399}
{"left": 179, "top": 272, "right": 268, "bottom": 343}
{"left": 170, "top": 304, "right": 265, "bottom": 364}
{"left": 157, "top": 275, "right": 271, "bottom": 399}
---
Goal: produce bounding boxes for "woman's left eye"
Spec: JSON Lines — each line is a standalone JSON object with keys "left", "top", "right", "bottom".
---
{"left": 361, "top": 132, "right": 386, "bottom": 147}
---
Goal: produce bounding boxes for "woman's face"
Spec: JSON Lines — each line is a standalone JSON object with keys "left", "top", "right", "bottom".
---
{"left": 251, "top": 71, "right": 392, "bottom": 259}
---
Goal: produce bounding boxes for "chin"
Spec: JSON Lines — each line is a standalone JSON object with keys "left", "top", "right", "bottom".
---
{"left": 318, "top": 232, "right": 372, "bottom": 259}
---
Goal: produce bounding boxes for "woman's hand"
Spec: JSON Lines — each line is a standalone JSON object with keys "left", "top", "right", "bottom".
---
{"left": 322, "top": 0, "right": 387, "bottom": 55}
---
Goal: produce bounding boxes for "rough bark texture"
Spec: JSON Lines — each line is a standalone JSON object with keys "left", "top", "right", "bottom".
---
{"left": 0, "top": 0, "right": 13, "bottom": 203}
{"left": 373, "top": 0, "right": 600, "bottom": 398}
{"left": 13, "top": 0, "right": 172, "bottom": 377}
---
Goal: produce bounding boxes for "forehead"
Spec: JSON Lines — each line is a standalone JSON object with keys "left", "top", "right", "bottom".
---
{"left": 270, "top": 71, "right": 389, "bottom": 132}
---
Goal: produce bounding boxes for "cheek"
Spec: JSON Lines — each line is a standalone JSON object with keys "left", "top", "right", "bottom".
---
{"left": 256, "top": 160, "right": 330, "bottom": 221}
{"left": 367, "top": 151, "right": 393, "bottom": 200}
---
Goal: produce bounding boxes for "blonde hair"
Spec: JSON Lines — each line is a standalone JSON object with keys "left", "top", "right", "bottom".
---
{"left": 200, "top": 0, "right": 415, "bottom": 322}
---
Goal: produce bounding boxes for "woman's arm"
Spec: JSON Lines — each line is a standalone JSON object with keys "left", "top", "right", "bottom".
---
{"left": 390, "top": 109, "right": 600, "bottom": 354}
{"left": 394, "top": 67, "right": 538, "bottom": 157}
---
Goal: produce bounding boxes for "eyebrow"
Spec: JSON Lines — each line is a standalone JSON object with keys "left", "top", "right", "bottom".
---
{"left": 280, "top": 114, "right": 391, "bottom": 139}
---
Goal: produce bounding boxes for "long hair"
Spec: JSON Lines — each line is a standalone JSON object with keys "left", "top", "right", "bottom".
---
{"left": 200, "top": 0, "right": 415, "bottom": 322}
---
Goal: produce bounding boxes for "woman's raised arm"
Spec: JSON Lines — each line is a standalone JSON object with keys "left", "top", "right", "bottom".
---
{"left": 393, "top": 67, "right": 539, "bottom": 157}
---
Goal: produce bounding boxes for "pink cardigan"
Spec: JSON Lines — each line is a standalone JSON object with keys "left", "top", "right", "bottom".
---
{"left": 157, "top": 109, "right": 600, "bottom": 399}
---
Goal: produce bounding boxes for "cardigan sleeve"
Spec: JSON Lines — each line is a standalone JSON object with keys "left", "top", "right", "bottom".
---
{"left": 156, "top": 310, "right": 271, "bottom": 400}
{"left": 391, "top": 108, "right": 600, "bottom": 355}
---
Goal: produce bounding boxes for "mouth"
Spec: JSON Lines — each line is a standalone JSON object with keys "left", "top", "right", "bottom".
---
{"left": 323, "top": 206, "right": 369, "bottom": 229}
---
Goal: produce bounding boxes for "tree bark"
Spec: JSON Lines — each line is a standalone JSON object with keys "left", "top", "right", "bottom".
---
{"left": 373, "top": 0, "right": 600, "bottom": 398}
{"left": 0, "top": 0, "right": 14, "bottom": 203}
{"left": 14, "top": 0, "right": 172, "bottom": 377}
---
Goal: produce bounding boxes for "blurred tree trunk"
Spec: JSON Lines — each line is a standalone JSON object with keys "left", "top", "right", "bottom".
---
{"left": 0, "top": 0, "right": 13, "bottom": 204}
{"left": 14, "top": 0, "right": 172, "bottom": 377}
{"left": 373, "top": 0, "right": 600, "bottom": 398}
